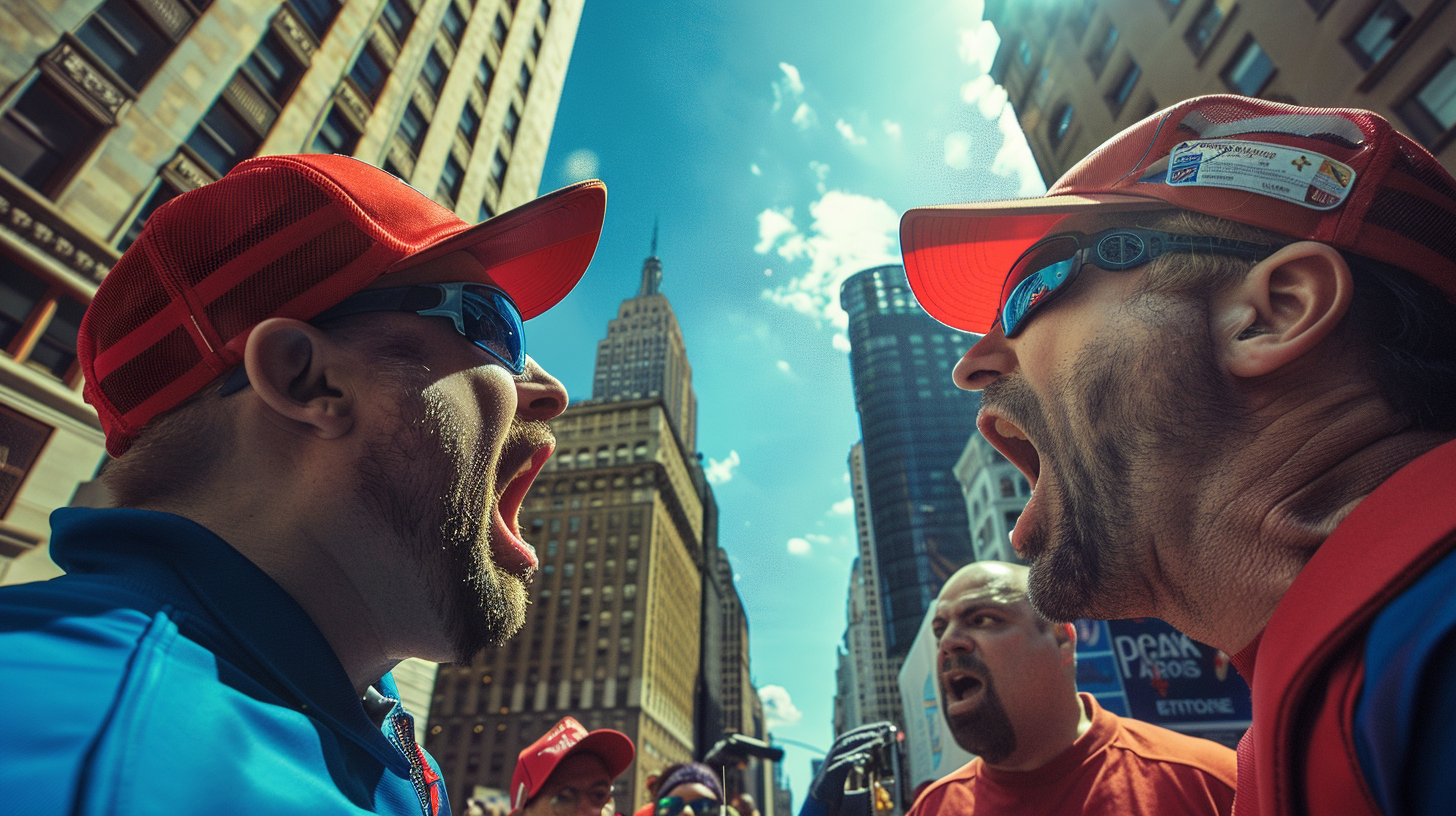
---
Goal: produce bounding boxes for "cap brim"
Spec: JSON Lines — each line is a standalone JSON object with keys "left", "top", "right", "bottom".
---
{"left": 901, "top": 193, "right": 1170, "bottom": 334}
{"left": 385, "top": 179, "right": 606, "bottom": 320}
{"left": 567, "top": 729, "right": 636, "bottom": 779}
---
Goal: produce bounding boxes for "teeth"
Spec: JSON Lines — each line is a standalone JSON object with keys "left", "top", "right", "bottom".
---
{"left": 995, "top": 417, "right": 1029, "bottom": 441}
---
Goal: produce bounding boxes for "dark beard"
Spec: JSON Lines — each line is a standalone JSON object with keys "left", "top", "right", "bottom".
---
{"left": 355, "top": 385, "right": 544, "bottom": 662}
{"left": 987, "top": 298, "right": 1241, "bottom": 623}
{"left": 939, "top": 652, "right": 1016, "bottom": 764}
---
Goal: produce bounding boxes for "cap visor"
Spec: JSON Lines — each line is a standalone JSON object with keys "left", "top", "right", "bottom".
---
{"left": 568, "top": 729, "right": 636, "bottom": 778}
{"left": 387, "top": 179, "right": 606, "bottom": 319}
{"left": 901, "top": 193, "right": 1169, "bottom": 333}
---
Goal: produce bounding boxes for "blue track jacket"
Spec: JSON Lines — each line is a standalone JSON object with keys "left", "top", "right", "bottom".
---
{"left": 0, "top": 507, "right": 450, "bottom": 815}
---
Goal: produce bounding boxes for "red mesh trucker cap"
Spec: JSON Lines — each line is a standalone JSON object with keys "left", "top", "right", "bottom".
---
{"left": 509, "top": 716, "right": 635, "bottom": 813}
{"left": 901, "top": 94, "right": 1456, "bottom": 334}
{"left": 79, "top": 154, "right": 606, "bottom": 456}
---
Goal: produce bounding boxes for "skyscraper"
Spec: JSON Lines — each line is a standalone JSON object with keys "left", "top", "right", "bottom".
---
{"left": 952, "top": 432, "right": 1031, "bottom": 564}
{"left": 839, "top": 265, "right": 982, "bottom": 660}
{"left": 426, "top": 246, "right": 751, "bottom": 814}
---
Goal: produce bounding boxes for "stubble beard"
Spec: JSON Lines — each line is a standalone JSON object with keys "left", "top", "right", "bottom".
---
{"left": 993, "top": 298, "right": 1242, "bottom": 623}
{"left": 356, "top": 384, "right": 536, "bottom": 663}
{"left": 939, "top": 652, "right": 1017, "bottom": 764}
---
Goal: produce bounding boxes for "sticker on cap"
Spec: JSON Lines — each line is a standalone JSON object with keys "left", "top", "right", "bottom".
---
{"left": 1165, "top": 139, "right": 1356, "bottom": 210}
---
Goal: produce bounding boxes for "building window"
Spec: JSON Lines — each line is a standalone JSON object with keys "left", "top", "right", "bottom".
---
{"left": 312, "top": 104, "right": 360, "bottom": 155}
{"left": 0, "top": 258, "right": 85, "bottom": 382}
{"left": 1106, "top": 60, "right": 1141, "bottom": 114}
{"left": 439, "top": 154, "right": 465, "bottom": 203}
{"left": 1186, "top": 0, "right": 1235, "bottom": 57}
{"left": 1068, "top": 0, "right": 1095, "bottom": 41}
{"left": 289, "top": 0, "right": 340, "bottom": 39}
{"left": 1398, "top": 53, "right": 1456, "bottom": 146}
{"left": 118, "top": 182, "right": 180, "bottom": 250}
{"left": 0, "top": 404, "right": 54, "bottom": 517}
{"left": 423, "top": 48, "right": 450, "bottom": 94}
{"left": 1345, "top": 0, "right": 1411, "bottom": 69}
{"left": 518, "top": 64, "right": 532, "bottom": 94}
{"left": 504, "top": 105, "right": 520, "bottom": 142}
{"left": 1047, "top": 102, "right": 1074, "bottom": 149}
{"left": 381, "top": 0, "right": 416, "bottom": 42}
{"left": 243, "top": 32, "right": 306, "bottom": 104}
{"left": 399, "top": 100, "right": 428, "bottom": 152}
{"left": 442, "top": 2, "right": 467, "bottom": 44}
{"left": 539, "top": 0, "right": 551, "bottom": 23}
{"left": 74, "top": 0, "right": 173, "bottom": 91}
{"left": 477, "top": 60, "right": 496, "bottom": 91}
{"left": 186, "top": 101, "right": 262, "bottom": 176}
{"left": 1222, "top": 35, "right": 1276, "bottom": 96}
{"left": 1017, "top": 38, "right": 1032, "bottom": 67}
{"left": 459, "top": 103, "right": 481, "bottom": 141}
{"left": 0, "top": 80, "right": 104, "bottom": 196}
{"left": 348, "top": 44, "right": 389, "bottom": 101}
{"left": 492, "top": 14, "right": 508, "bottom": 47}
{"left": 1086, "top": 24, "right": 1118, "bottom": 77}
{"left": 491, "top": 149, "right": 508, "bottom": 186}
{"left": 529, "top": 27, "right": 543, "bottom": 55}
{"left": 479, "top": 200, "right": 495, "bottom": 222}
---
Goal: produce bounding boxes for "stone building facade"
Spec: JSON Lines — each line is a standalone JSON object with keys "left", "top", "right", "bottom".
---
{"left": 0, "top": 0, "right": 584, "bottom": 583}
{"left": 988, "top": 0, "right": 1456, "bottom": 182}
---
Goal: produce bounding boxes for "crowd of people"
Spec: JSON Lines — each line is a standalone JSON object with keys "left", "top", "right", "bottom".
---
{"left": 2, "top": 93, "right": 1453, "bottom": 816}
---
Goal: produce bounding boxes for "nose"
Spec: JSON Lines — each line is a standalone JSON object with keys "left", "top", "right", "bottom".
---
{"left": 515, "top": 355, "right": 569, "bottom": 421}
{"left": 937, "top": 620, "right": 977, "bottom": 658}
{"left": 953, "top": 326, "right": 1016, "bottom": 391}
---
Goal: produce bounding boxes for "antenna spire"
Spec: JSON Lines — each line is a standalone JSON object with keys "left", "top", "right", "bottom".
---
{"left": 650, "top": 217, "right": 659, "bottom": 258}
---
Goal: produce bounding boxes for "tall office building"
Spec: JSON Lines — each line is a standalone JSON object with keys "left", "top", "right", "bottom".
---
{"left": 952, "top": 432, "right": 1031, "bottom": 564}
{"left": 0, "top": 0, "right": 586, "bottom": 583}
{"left": 831, "top": 442, "right": 902, "bottom": 734}
{"left": 839, "top": 265, "right": 982, "bottom": 660}
{"left": 591, "top": 240, "right": 698, "bottom": 452}
{"left": 426, "top": 248, "right": 744, "bottom": 815}
{"left": 986, "top": 0, "right": 1456, "bottom": 183}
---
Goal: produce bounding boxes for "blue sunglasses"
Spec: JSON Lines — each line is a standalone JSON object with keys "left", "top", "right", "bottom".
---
{"left": 999, "top": 227, "right": 1277, "bottom": 337}
{"left": 219, "top": 282, "right": 525, "bottom": 395}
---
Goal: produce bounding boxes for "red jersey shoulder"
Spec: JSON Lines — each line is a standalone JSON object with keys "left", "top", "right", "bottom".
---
{"left": 907, "top": 758, "right": 985, "bottom": 816}
{"left": 1107, "top": 715, "right": 1237, "bottom": 789}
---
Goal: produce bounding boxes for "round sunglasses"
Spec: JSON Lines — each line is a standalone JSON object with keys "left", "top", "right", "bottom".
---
{"left": 998, "top": 227, "right": 1278, "bottom": 337}
{"left": 655, "top": 797, "right": 723, "bottom": 816}
{"left": 218, "top": 281, "right": 525, "bottom": 395}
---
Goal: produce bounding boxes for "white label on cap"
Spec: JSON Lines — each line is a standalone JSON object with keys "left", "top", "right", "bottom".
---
{"left": 1166, "top": 139, "right": 1356, "bottom": 210}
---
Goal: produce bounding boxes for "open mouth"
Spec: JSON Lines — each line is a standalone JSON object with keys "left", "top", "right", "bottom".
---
{"left": 490, "top": 443, "right": 554, "bottom": 576}
{"left": 942, "top": 670, "right": 985, "bottom": 703}
{"left": 978, "top": 411, "right": 1041, "bottom": 490}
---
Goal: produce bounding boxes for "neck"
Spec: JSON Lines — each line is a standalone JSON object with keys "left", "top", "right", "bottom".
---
{"left": 1151, "top": 390, "right": 1453, "bottom": 654}
{"left": 982, "top": 690, "right": 1091, "bottom": 773}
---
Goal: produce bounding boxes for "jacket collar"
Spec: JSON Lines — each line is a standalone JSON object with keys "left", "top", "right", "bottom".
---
{"left": 49, "top": 506, "right": 412, "bottom": 773}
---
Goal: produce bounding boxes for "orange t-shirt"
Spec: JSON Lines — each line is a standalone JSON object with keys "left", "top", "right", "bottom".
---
{"left": 906, "top": 693, "right": 1235, "bottom": 816}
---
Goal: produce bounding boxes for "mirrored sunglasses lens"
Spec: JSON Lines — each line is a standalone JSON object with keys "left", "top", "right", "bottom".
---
{"left": 460, "top": 288, "right": 525, "bottom": 373}
{"left": 1002, "top": 237, "right": 1079, "bottom": 335}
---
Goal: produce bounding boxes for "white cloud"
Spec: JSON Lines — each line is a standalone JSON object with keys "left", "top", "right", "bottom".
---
{"left": 562, "top": 149, "right": 599, "bottom": 181}
{"left": 751, "top": 163, "right": 762, "bottom": 176}
{"left": 805, "top": 533, "right": 832, "bottom": 544}
{"left": 759, "top": 191, "right": 901, "bottom": 334}
{"left": 776, "top": 360, "right": 792, "bottom": 373}
{"left": 809, "top": 161, "right": 830, "bottom": 193}
{"left": 960, "top": 75, "right": 1009, "bottom": 120}
{"left": 760, "top": 685, "right": 803, "bottom": 729}
{"left": 787, "top": 537, "right": 812, "bottom": 556}
{"left": 705, "top": 450, "right": 741, "bottom": 485}
{"left": 792, "top": 103, "right": 817, "bottom": 130}
{"left": 957, "top": 20, "right": 1001, "bottom": 75}
{"left": 831, "top": 497, "right": 853, "bottom": 515}
{"left": 944, "top": 131, "right": 974, "bottom": 171}
{"left": 778, "top": 62, "right": 804, "bottom": 96}
{"left": 991, "top": 105, "right": 1047, "bottom": 198}
{"left": 754, "top": 207, "right": 798, "bottom": 255}
{"left": 882, "top": 120, "right": 902, "bottom": 140}
{"left": 832, "top": 332, "right": 852, "bottom": 352}
{"left": 835, "top": 119, "right": 867, "bottom": 146}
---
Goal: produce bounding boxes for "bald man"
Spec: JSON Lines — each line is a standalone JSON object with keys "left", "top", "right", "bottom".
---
{"left": 906, "top": 562, "right": 1236, "bottom": 815}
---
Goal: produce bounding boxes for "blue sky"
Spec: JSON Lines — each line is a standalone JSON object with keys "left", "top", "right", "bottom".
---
{"left": 524, "top": 0, "right": 1044, "bottom": 801}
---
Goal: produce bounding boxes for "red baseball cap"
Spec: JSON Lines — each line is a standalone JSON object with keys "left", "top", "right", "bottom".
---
{"left": 902, "top": 94, "right": 1456, "bottom": 334}
{"left": 79, "top": 153, "right": 606, "bottom": 456}
{"left": 510, "top": 716, "right": 635, "bottom": 812}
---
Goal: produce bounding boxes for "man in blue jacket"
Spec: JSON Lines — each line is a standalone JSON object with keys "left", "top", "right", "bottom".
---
{"left": 0, "top": 154, "right": 606, "bottom": 815}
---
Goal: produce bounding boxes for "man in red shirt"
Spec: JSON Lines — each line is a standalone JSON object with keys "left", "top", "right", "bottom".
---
{"left": 900, "top": 95, "right": 1456, "bottom": 815}
{"left": 510, "top": 716, "right": 636, "bottom": 816}
{"left": 906, "top": 561, "right": 1235, "bottom": 815}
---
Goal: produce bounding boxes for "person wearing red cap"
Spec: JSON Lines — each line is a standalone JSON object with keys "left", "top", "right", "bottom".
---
{"left": 510, "top": 717, "right": 636, "bottom": 816}
{"left": 901, "top": 95, "right": 1456, "bottom": 816}
{"left": 0, "top": 155, "right": 605, "bottom": 816}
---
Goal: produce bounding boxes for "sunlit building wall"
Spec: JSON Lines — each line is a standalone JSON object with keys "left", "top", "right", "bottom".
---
{"left": 951, "top": 432, "right": 1030, "bottom": 565}
{"left": 839, "top": 265, "right": 981, "bottom": 660}
{"left": 0, "top": 0, "right": 585, "bottom": 585}
{"left": 987, "top": 0, "right": 1456, "bottom": 182}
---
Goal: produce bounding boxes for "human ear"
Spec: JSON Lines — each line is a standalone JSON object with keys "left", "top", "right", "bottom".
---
{"left": 1213, "top": 241, "right": 1354, "bottom": 379}
{"left": 243, "top": 318, "right": 355, "bottom": 439}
